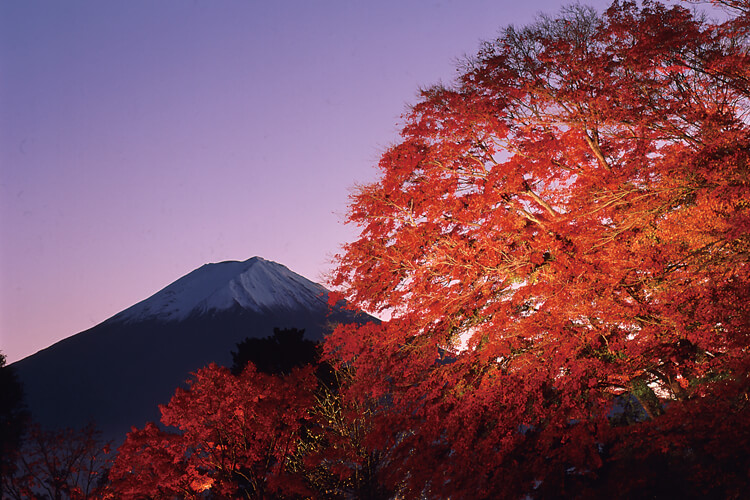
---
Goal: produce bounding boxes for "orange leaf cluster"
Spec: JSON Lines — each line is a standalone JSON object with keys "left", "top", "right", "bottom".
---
{"left": 109, "top": 363, "right": 315, "bottom": 499}
{"left": 327, "top": 1, "right": 750, "bottom": 497}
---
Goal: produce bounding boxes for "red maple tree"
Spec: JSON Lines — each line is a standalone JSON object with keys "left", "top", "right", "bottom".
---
{"left": 326, "top": 1, "right": 750, "bottom": 497}
{"left": 98, "top": 2, "right": 749, "bottom": 498}
{"left": 109, "top": 363, "right": 315, "bottom": 499}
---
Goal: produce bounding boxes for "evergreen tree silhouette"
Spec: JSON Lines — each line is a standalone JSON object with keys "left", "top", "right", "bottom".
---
{"left": 231, "top": 327, "right": 319, "bottom": 375}
{"left": 0, "top": 352, "right": 29, "bottom": 497}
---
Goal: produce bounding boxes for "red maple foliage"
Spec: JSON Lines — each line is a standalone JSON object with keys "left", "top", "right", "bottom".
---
{"left": 109, "top": 363, "right": 315, "bottom": 499}
{"left": 326, "top": 1, "right": 750, "bottom": 497}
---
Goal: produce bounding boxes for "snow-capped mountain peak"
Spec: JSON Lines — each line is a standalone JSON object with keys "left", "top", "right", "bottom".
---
{"left": 111, "top": 257, "right": 329, "bottom": 323}
{"left": 12, "top": 256, "right": 372, "bottom": 445}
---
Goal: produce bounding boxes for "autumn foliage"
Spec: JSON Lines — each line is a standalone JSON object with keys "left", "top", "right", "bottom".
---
{"left": 76, "top": 1, "right": 750, "bottom": 498}
{"left": 109, "top": 363, "right": 315, "bottom": 499}
{"left": 324, "top": 0, "right": 750, "bottom": 497}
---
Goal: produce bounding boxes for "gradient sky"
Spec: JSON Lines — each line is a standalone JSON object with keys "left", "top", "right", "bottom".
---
{"left": 2, "top": 0, "right": 700, "bottom": 364}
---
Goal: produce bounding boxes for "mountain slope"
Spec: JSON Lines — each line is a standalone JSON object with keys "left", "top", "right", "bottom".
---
{"left": 11, "top": 257, "right": 369, "bottom": 443}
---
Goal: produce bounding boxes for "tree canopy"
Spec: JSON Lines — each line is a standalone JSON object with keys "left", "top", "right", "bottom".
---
{"left": 79, "top": 1, "right": 750, "bottom": 498}
{"left": 326, "top": 0, "right": 750, "bottom": 497}
{"left": 109, "top": 363, "right": 316, "bottom": 499}
{"left": 230, "top": 328, "right": 319, "bottom": 376}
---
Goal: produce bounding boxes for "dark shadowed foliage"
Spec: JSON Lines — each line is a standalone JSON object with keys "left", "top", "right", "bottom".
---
{"left": 0, "top": 352, "right": 29, "bottom": 499}
{"left": 231, "top": 327, "right": 320, "bottom": 376}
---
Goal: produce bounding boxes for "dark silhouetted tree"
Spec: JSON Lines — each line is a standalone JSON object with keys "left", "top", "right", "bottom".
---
{"left": 0, "top": 352, "right": 29, "bottom": 499}
{"left": 231, "top": 327, "right": 319, "bottom": 376}
{"left": 1, "top": 423, "right": 112, "bottom": 500}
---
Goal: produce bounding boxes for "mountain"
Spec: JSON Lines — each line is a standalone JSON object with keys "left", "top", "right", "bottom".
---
{"left": 11, "top": 257, "right": 369, "bottom": 443}
{"left": 109, "top": 257, "right": 330, "bottom": 323}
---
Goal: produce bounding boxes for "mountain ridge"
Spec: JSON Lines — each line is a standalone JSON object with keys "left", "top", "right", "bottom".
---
{"left": 11, "top": 257, "right": 371, "bottom": 444}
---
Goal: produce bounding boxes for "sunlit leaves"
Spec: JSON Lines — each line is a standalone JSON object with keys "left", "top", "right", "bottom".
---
{"left": 109, "top": 363, "right": 315, "bottom": 499}
{"left": 328, "top": 1, "right": 750, "bottom": 497}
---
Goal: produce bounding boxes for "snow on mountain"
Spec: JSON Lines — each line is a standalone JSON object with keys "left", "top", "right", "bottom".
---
{"left": 111, "top": 257, "right": 329, "bottom": 323}
{"left": 11, "top": 257, "right": 370, "bottom": 445}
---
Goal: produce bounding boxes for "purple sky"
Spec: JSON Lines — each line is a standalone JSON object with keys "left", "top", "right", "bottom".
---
{"left": 2, "top": 0, "right": 696, "bottom": 364}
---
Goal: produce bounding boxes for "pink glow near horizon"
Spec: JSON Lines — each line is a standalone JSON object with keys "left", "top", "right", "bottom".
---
{"left": 2, "top": 0, "right": 670, "bottom": 364}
